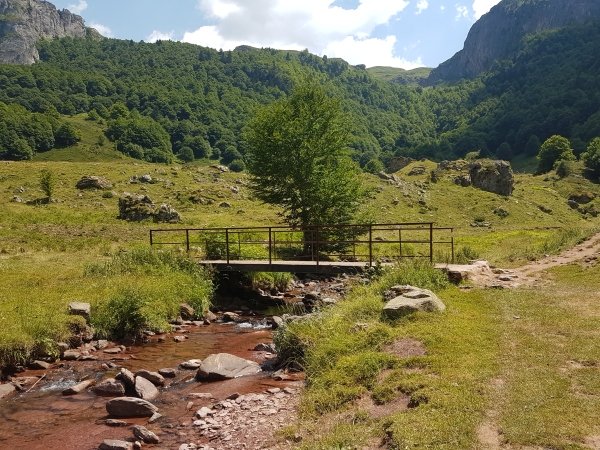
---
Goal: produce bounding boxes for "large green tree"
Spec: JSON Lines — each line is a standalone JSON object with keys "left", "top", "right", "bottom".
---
{"left": 245, "top": 80, "right": 366, "bottom": 234}
{"left": 537, "top": 135, "right": 576, "bottom": 173}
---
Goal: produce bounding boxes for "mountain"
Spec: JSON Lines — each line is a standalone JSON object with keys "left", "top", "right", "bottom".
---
{"left": 0, "top": 0, "right": 100, "bottom": 65}
{"left": 429, "top": 0, "right": 600, "bottom": 83}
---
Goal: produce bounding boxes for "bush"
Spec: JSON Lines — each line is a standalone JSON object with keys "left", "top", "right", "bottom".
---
{"left": 554, "top": 159, "right": 576, "bottom": 178}
{"left": 92, "top": 288, "right": 150, "bottom": 339}
{"left": 228, "top": 159, "right": 246, "bottom": 172}
{"left": 537, "top": 135, "right": 575, "bottom": 173}
{"left": 247, "top": 272, "right": 293, "bottom": 291}
{"left": 39, "top": 168, "right": 55, "bottom": 199}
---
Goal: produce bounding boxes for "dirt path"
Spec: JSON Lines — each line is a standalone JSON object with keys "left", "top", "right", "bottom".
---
{"left": 440, "top": 231, "right": 600, "bottom": 289}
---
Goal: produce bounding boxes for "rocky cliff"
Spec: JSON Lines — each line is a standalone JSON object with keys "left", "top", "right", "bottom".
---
{"left": 429, "top": 0, "right": 600, "bottom": 83}
{"left": 0, "top": 0, "right": 100, "bottom": 64}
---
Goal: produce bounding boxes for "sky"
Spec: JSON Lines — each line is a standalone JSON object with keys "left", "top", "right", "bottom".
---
{"left": 50, "top": 0, "right": 502, "bottom": 69}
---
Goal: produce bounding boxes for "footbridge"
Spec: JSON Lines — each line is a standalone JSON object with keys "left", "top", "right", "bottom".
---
{"left": 149, "top": 222, "right": 455, "bottom": 274}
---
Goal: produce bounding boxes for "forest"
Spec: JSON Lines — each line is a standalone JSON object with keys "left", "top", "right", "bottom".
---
{"left": 0, "top": 19, "right": 599, "bottom": 169}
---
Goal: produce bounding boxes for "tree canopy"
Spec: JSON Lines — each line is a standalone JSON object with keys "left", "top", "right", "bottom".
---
{"left": 245, "top": 80, "right": 365, "bottom": 228}
{"left": 537, "top": 135, "right": 576, "bottom": 173}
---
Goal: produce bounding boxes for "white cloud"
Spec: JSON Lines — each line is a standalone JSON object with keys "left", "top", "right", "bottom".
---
{"left": 146, "top": 30, "right": 175, "bottom": 43}
{"left": 68, "top": 0, "right": 87, "bottom": 15}
{"left": 89, "top": 22, "right": 112, "bottom": 37}
{"left": 416, "top": 0, "right": 429, "bottom": 15}
{"left": 323, "top": 35, "right": 423, "bottom": 69}
{"left": 184, "top": 0, "right": 414, "bottom": 68}
{"left": 455, "top": 4, "right": 469, "bottom": 20}
{"left": 472, "top": 0, "right": 501, "bottom": 19}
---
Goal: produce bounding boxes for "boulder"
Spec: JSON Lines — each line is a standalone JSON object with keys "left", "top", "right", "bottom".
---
{"left": 76, "top": 176, "right": 113, "bottom": 190}
{"left": 98, "top": 439, "right": 133, "bottom": 450}
{"left": 63, "top": 379, "right": 95, "bottom": 395}
{"left": 132, "top": 425, "right": 160, "bottom": 444}
{"left": 158, "top": 368, "right": 177, "bottom": 378}
{"left": 253, "top": 343, "right": 276, "bottom": 353}
{"left": 135, "top": 370, "right": 165, "bottom": 387}
{"left": 569, "top": 192, "right": 596, "bottom": 204}
{"left": 154, "top": 204, "right": 181, "bottom": 223}
{"left": 116, "top": 368, "right": 136, "bottom": 391}
{"left": 28, "top": 360, "right": 51, "bottom": 370}
{"left": 196, "top": 353, "right": 261, "bottom": 381}
{"left": 68, "top": 302, "right": 91, "bottom": 319}
{"left": 454, "top": 175, "right": 472, "bottom": 187}
{"left": 382, "top": 285, "right": 446, "bottom": 319}
{"left": 0, "top": 383, "right": 16, "bottom": 399}
{"left": 106, "top": 397, "right": 158, "bottom": 418}
{"left": 93, "top": 378, "right": 126, "bottom": 397}
{"left": 179, "top": 303, "right": 195, "bottom": 320}
{"left": 139, "top": 174, "right": 153, "bottom": 183}
{"left": 118, "top": 193, "right": 155, "bottom": 222}
{"left": 203, "top": 310, "right": 217, "bottom": 322}
{"left": 408, "top": 165, "right": 427, "bottom": 176}
{"left": 134, "top": 376, "right": 159, "bottom": 401}
{"left": 222, "top": 312, "right": 240, "bottom": 322}
{"left": 179, "top": 359, "right": 202, "bottom": 370}
{"left": 469, "top": 160, "right": 514, "bottom": 196}
{"left": 62, "top": 350, "right": 81, "bottom": 361}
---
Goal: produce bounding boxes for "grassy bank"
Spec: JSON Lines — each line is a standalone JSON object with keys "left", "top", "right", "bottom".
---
{"left": 0, "top": 248, "right": 212, "bottom": 367}
{"left": 276, "top": 261, "right": 600, "bottom": 449}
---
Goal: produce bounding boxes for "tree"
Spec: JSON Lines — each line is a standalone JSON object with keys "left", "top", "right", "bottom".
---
{"left": 582, "top": 137, "right": 600, "bottom": 180}
{"left": 245, "top": 80, "right": 366, "bottom": 246}
{"left": 54, "top": 122, "right": 81, "bottom": 147}
{"left": 537, "top": 135, "right": 575, "bottom": 173}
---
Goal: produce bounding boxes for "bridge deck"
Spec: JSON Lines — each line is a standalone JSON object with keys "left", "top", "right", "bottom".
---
{"left": 198, "top": 259, "right": 385, "bottom": 274}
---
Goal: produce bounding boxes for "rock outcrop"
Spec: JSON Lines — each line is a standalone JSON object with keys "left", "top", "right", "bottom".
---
{"left": 469, "top": 160, "right": 514, "bottom": 196}
{"left": 429, "top": 0, "right": 600, "bottom": 83}
{"left": 118, "top": 193, "right": 181, "bottom": 223}
{"left": 0, "top": 0, "right": 102, "bottom": 65}
{"left": 75, "top": 176, "right": 113, "bottom": 190}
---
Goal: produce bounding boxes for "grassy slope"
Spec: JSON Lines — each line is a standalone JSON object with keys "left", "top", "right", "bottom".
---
{"left": 280, "top": 263, "right": 600, "bottom": 449}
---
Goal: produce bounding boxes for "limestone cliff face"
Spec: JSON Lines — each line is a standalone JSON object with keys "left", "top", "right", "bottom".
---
{"left": 429, "top": 0, "right": 600, "bottom": 83}
{"left": 0, "top": 0, "right": 100, "bottom": 64}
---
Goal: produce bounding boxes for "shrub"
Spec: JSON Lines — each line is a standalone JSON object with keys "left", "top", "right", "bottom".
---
{"left": 228, "top": 159, "right": 246, "bottom": 172}
{"left": 54, "top": 122, "right": 81, "bottom": 147}
{"left": 537, "top": 135, "right": 575, "bottom": 173}
{"left": 247, "top": 272, "right": 293, "bottom": 291}
{"left": 554, "top": 159, "right": 576, "bottom": 178}
{"left": 39, "top": 168, "right": 55, "bottom": 199}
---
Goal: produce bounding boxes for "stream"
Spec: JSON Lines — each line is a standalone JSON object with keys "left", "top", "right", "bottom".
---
{"left": 0, "top": 320, "right": 302, "bottom": 450}
{"left": 0, "top": 275, "right": 351, "bottom": 450}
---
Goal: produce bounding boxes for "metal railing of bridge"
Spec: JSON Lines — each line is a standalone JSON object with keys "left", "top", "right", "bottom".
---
{"left": 149, "top": 222, "right": 455, "bottom": 267}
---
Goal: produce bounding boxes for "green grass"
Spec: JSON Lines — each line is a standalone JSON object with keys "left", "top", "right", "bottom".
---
{"left": 278, "top": 260, "right": 600, "bottom": 449}
{"left": 0, "top": 249, "right": 213, "bottom": 366}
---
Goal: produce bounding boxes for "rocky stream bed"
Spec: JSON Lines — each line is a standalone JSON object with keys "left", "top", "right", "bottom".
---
{"left": 0, "top": 275, "right": 352, "bottom": 450}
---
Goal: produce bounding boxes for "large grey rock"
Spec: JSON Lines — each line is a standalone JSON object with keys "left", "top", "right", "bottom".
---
{"left": 196, "top": 353, "right": 261, "bottom": 381}
{"left": 179, "top": 303, "right": 195, "bottom": 320}
{"left": 469, "top": 160, "right": 514, "bottom": 196}
{"left": 134, "top": 376, "right": 159, "bottom": 400}
{"left": 98, "top": 439, "right": 133, "bottom": 450}
{"left": 106, "top": 397, "right": 158, "bottom": 418}
{"left": 93, "top": 378, "right": 126, "bottom": 397}
{"left": 0, "top": 383, "right": 16, "bottom": 399}
{"left": 382, "top": 285, "right": 446, "bottom": 319}
{"left": 132, "top": 425, "right": 160, "bottom": 444}
{"left": 0, "top": 0, "right": 102, "bottom": 65}
{"left": 76, "top": 176, "right": 113, "bottom": 190}
{"left": 135, "top": 370, "right": 165, "bottom": 387}
{"left": 68, "top": 301, "right": 91, "bottom": 319}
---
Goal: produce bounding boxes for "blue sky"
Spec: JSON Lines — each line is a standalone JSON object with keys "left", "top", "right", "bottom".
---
{"left": 50, "top": 0, "right": 502, "bottom": 69}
